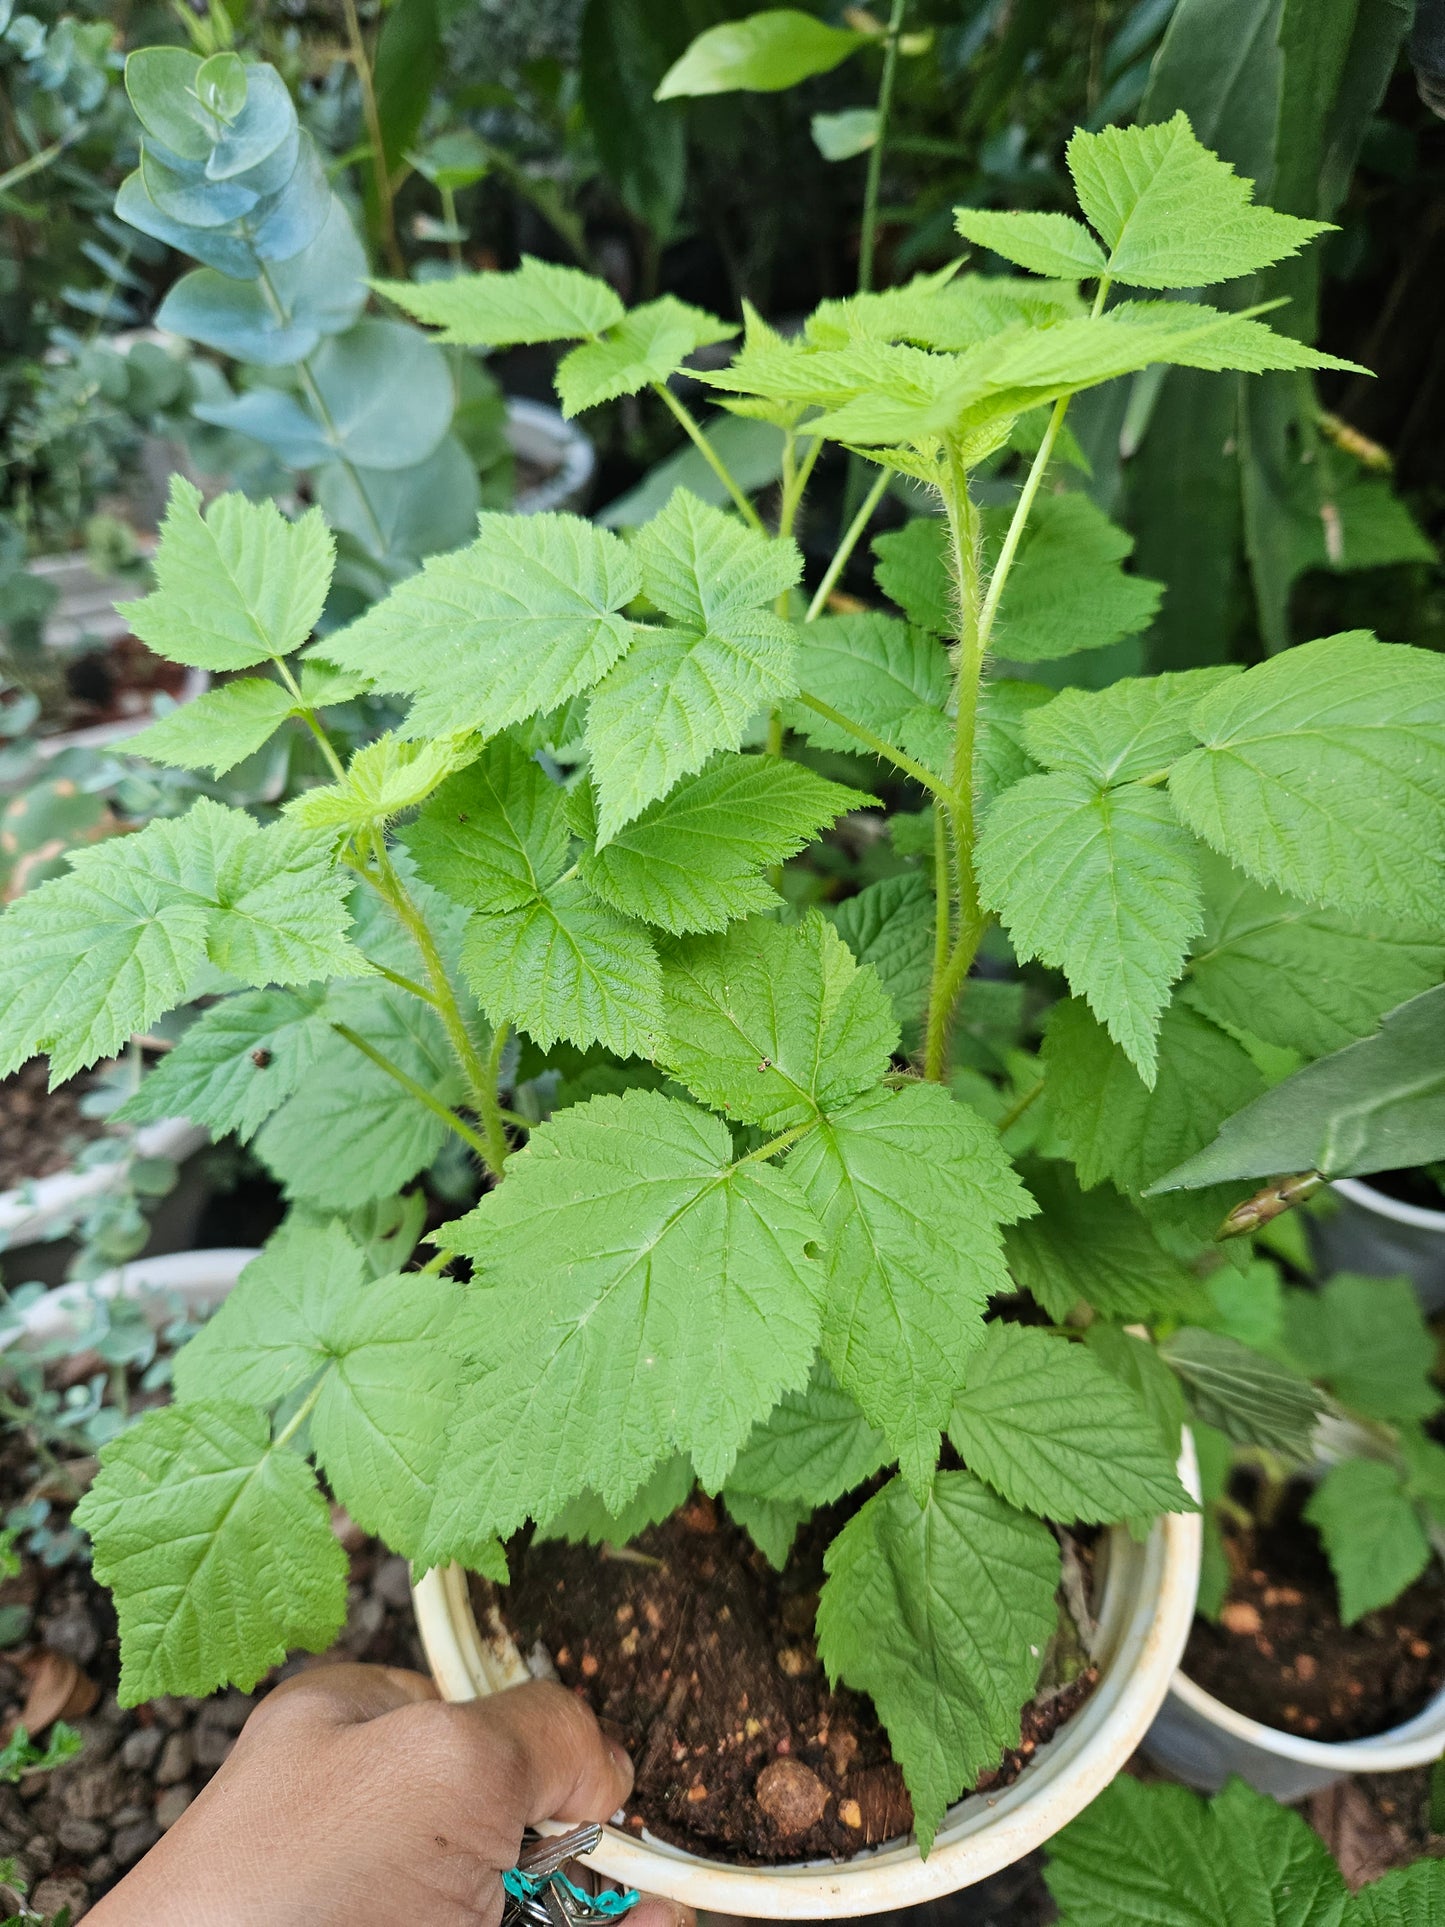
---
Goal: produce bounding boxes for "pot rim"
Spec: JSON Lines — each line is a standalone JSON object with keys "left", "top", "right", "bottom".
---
{"left": 413, "top": 1441, "right": 1202, "bottom": 1917}
{"left": 1164, "top": 1664, "right": 1445, "bottom": 1772}
{"left": 1332, "top": 1176, "right": 1445, "bottom": 1235}
{"left": 0, "top": 1247, "right": 257, "bottom": 1350}
{"left": 0, "top": 1117, "right": 209, "bottom": 1248}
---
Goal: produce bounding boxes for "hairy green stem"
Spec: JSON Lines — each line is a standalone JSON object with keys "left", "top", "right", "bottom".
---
{"left": 651, "top": 382, "right": 766, "bottom": 532}
{"left": 331, "top": 1020, "right": 496, "bottom": 1164}
{"left": 274, "top": 1375, "right": 326, "bottom": 1452}
{"left": 735, "top": 1120, "right": 816, "bottom": 1166}
{"left": 794, "top": 692, "right": 953, "bottom": 799}
{"left": 805, "top": 465, "right": 890, "bottom": 622}
{"left": 364, "top": 959, "right": 442, "bottom": 1008}
{"left": 994, "top": 1075, "right": 1044, "bottom": 1137}
{"left": 272, "top": 656, "right": 348, "bottom": 782}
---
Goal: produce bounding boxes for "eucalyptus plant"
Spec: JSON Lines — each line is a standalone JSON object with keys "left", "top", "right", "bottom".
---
{"left": 3, "top": 116, "right": 1442, "bottom": 1853}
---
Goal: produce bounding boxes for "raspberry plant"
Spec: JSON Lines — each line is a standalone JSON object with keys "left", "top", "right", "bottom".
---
{"left": 3, "top": 111, "right": 1442, "bottom": 1852}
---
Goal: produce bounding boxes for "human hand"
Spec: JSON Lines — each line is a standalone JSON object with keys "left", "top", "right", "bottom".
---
{"left": 88, "top": 1665, "right": 693, "bottom": 1927}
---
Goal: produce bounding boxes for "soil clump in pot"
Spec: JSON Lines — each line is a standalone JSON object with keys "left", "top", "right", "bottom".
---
{"left": 494, "top": 1495, "right": 1098, "bottom": 1867}
{"left": 1183, "top": 1484, "right": 1445, "bottom": 1742}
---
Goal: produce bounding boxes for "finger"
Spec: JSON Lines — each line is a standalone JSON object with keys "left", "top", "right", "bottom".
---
{"left": 249, "top": 1662, "right": 438, "bottom": 1736}
{"left": 468, "top": 1679, "right": 635, "bottom": 1826}
{"left": 629, "top": 1898, "right": 694, "bottom": 1927}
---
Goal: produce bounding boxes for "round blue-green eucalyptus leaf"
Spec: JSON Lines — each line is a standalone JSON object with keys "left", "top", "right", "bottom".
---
{"left": 206, "top": 64, "right": 296, "bottom": 181}
{"left": 191, "top": 387, "right": 332, "bottom": 468}
{"left": 196, "top": 51, "right": 247, "bottom": 121}
{"left": 157, "top": 269, "right": 320, "bottom": 365}
{"left": 125, "top": 47, "right": 213, "bottom": 162}
{"left": 315, "top": 433, "right": 483, "bottom": 562}
{"left": 115, "top": 169, "right": 260, "bottom": 279}
{"left": 226, "top": 121, "right": 301, "bottom": 200}
{"left": 266, "top": 195, "right": 369, "bottom": 335}
{"left": 306, "top": 319, "right": 454, "bottom": 470}
{"left": 248, "top": 134, "right": 330, "bottom": 263}
{"left": 141, "top": 143, "right": 260, "bottom": 229}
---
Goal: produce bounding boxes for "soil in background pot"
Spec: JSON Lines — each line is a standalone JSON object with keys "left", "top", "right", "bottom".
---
{"left": 56, "top": 636, "right": 190, "bottom": 735}
{"left": 0, "top": 1062, "right": 108, "bottom": 1190}
{"left": 1184, "top": 1484, "right": 1445, "bottom": 1742}
{"left": 1360, "top": 1167, "right": 1445, "bottom": 1215}
{"left": 492, "top": 1495, "right": 1099, "bottom": 1868}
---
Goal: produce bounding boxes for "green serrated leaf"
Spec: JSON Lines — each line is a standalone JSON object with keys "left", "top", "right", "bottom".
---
{"left": 728, "top": 1358, "right": 890, "bottom": 1507}
{"left": 422, "top": 1090, "right": 824, "bottom": 1541}
{"left": 129, "top": 676, "right": 296, "bottom": 776}
{"left": 371, "top": 256, "right": 624, "bottom": 345}
{"left": 287, "top": 733, "right": 477, "bottom": 833}
{"left": 816, "top": 1470, "right": 1059, "bottom": 1854}
{"left": 462, "top": 878, "right": 662, "bottom": 1059}
{"left": 557, "top": 298, "right": 735, "bottom": 415}
{"left": 1024, "top": 668, "right": 1238, "bottom": 785}
{"left": 318, "top": 513, "right": 640, "bottom": 742}
{"left": 977, "top": 773, "right": 1205, "bottom": 1082}
{"left": 948, "top": 1323, "right": 1193, "bottom": 1524}
{"left": 1005, "top": 1159, "right": 1209, "bottom": 1324}
{"left": 987, "top": 494, "right": 1163, "bottom": 664}
{"left": 580, "top": 757, "right": 869, "bottom": 935}
{"left": 1354, "top": 1859, "right": 1445, "bottom": 1926}
{"left": 830, "top": 873, "right": 935, "bottom": 1030}
{"left": 723, "top": 1487, "right": 811, "bottom": 1568}
{"left": 976, "top": 679, "right": 1051, "bottom": 816}
{"left": 403, "top": 739, "right": 571, "bottom": 914}
{"left": 1082, "top": 1323, "right": 1186, "bottom": 1457}
{"left": 1304, "top": 1458, "right": 1431, "bottom": 1625}
{"left": 1169, "top": 633, "right": 1445, "bottom": 924}
{"left": 787, "top": 1081, "right": 1032, "bottom": 1497}
{"left": 1160, "top": 1326, "right": 1323, "bottom": 1459}
{"left": 784, "top": 613, "right": 949, "bottom": 757}
{"left": 660, "top": 914, "right": 897, "bottom": 1131}
{"left": 638, "top": 488, "right": 802, "bottom": 631}
{"left": 117, "top": 985, "right": 329, "bottom": 1141}
{"left": 75, "top": 1400, "right": 347, "bottom": 1703}
{"left": 873, "top": 517, "right": 953, "bottom": 635}
{"left": 127, "top": 479, "right": 334, "bottom": 671}
{"left": 1281, "top": 1274, "right": 1441, "bottom": 1425}
{"left": 954, "top": 207, "right": 1107, "bottom": 281}
{"left": 537, "top": 1455, "right": 695, "bottom": 1548}
{"left": 1066, "top": 112, "right": 1332, "bottom": 289}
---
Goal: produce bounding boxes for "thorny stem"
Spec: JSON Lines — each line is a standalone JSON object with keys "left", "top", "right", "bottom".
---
{"left": 651, "top": 382, "right": 767, "bottom": 533}
{"left": 341, "top": 0, "right": 404, "bottom": 275}
{"left": 805, "top": 465, "right": 890, "bottom": 622}
{"left": 735, "top": 1120, "right": 816, "bottom": 1166}
{"left": 331, "top": 1020, "right": 496, "bottom": 1164}
{"left": 366, "top": 959, "right": 442, "bottom": 1008}
{"left": 795, "top": 692, "right": 954, "bottom": 800}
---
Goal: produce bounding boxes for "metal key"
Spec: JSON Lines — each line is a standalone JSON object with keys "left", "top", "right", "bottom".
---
{"left": 517, "top": 1823, "right": 603, "bottom": 1879}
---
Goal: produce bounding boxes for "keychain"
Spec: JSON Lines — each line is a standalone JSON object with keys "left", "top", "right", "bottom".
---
{"left": 501, "top": 1823, "right": 641, "bottom": 1927}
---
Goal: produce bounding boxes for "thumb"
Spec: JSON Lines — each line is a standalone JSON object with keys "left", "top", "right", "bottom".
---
{"left": 469, "top": 1678, "right": 636, "bottom": 1826}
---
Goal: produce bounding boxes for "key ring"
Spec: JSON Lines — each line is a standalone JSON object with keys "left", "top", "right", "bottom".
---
{"left": 500, "top": 1824, "right": 641, "bottom": 1927}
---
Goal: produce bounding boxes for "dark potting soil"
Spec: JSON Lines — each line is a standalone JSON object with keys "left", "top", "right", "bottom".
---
{"left": 53, "top": 635, "right": 189, "bottom": 735}
{"left": 1184, "top": 1488, "right": 1445, "bottom": 1742}
{"left": 495, "top": 1496, "right": 1098, "bottom": 1867}
{"left": 1362, "top": 1167, "right": 1445, "bottom": 1215}
{"left": 0, "top": 1061, "right": 106, "bottom": 1190}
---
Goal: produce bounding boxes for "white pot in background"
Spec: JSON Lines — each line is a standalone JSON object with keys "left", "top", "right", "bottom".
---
{"left": 413, "top": 1446, "right": 1202, "bottom": 1918}
{"left": 2, "top": 1246, "right": 255, "bottom": 1351}
{"left": 507, "top": 398, "right": 595, "bottom": 517}
{"left": 1310, "top": 1178, "right": 1445, "bottom": 1314}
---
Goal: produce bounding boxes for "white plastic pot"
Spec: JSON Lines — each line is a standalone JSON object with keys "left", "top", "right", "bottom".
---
{"left": 0, "top": 1115, "right": 208, "bottom": 1251}
{"left": 507, "top": 398, "right": 595, "bottom": 517}
{"left": 413, "top": 1444, "right": 1202, "bottom": 1918}
{"left": 1, "top": 1245, "right": 255, "bottom": 1352}
{"left": 1311, "top": 1178, "right": 1445, "bottom": 1315}
{"left": 29, "top": 546, "right": 209, "bottom": 761}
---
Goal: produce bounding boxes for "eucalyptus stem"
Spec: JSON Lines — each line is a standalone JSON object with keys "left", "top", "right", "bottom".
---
{"left": 651, "top": 382, "right": 766, "bottom": 532}
{"left": 331, "top": 1020, "right": 496, "bottom": 1164}
{"left": 805, "top": 465, "right": 890, "bottom": 622}
{"left": 0, "top": 134, "right": 70, "bottom": 197}
{"left": 341, "top": 0, "right": 404, "bottom": 275}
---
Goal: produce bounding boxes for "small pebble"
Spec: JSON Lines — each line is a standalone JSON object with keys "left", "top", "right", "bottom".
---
{"left": 1219, "top": 1601, "right": 1262, "bottom": 1636}
{"left": 191, "top": 1724, "right": 236, "bottom": 1771}
{"left": 580, "top": 1654, "right": 599, "bottom": 1678}
{"left": 112, "top": 1818, "right": 161, "bottom": 1866}
{"left": 156, "top": 1784, "right": 194, "bottom": 1831}
{"left": 776, "top": 1647, "right": 812, "bottom": 1678}
{"left": 156, "top": 1735, "right": 193, "bottom": 1786}
{"left": 1294, "top": 1654, "right": 1318, "bottom": 1681}
{"left": 121, "top": 1726, "right": 165, "bottom": 1772}
{"left": 57, "top": 1815, "right": 107, "bottom": 1856}
{"left": 839, "top": 1798, "right": 863, "bottom": 1830}
{"left": 31, "top": 1876, "right": 89, "bottom": 1920}
{"left": 686, "top": 1783, "right": 708, "bottom": 1803}
{"left": 755, "top": 1758, "right": 829, "bottom": 1835}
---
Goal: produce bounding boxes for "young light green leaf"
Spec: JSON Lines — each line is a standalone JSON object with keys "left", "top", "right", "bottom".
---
{"left": 177, "top": 1225, "right": 465, "bottom": 1558}
{"left": 371, "top": 256, "right": 624, "bottom": 345}
{"left": 287, "top": 734, "right": 477, "bottom": 833}
{"left": 579, "top": 757, "right": 870, "bottom": 935}
{"left": 1044, "top": 996, "right": 1264, "bottom": 1197}
{"left": 872, "top": 517, "right": 953, "bottom": 634}
{"left": 948, "top": 1323, "right": 1193, "bottom": 1524}
{"left": 1066, "top": 112, "right": 1331, "bottom": 289}
{"left": 728, "top": 1359, "right": 890, "bottom": 1507}
{"left": 127, "top": 480, "right": 334, "bottom": 671}
{"left": 787, "top": 1082, "right": 1032, "bottom": 1496}
{"left": 117, "top": 984, "right": 330, "bottom": 1142}
{"left": 816, "top": 1470, "right": 1060, "bottom": 1854}
{"left": 556, "top": 298, "right": 736, "bottom": 415}
{"left": 661, "top": 914, "right": 897, "bottom": 1131}
{"left": 1004, "top": 1160, "right": 1208, "bottom": 1324}
{"left": 987, "top": 494, "right": 1163, "bottom": 664}
{"left": 538, "top": 1456, "right": 696, "bottom": 1548}
{"left": 656, "top": 10, "right": 865, "bottom": 98}
{"left": 1304, "top": 1459, "right": 1431, "bottom": 1626}
{"left": 423, "top": 1090, "right": 825, "bottom": 1537}
{"left": 1045, "top": 1773, "right": 1349, "bottom": 1927}
{"left": 636, "top": 488, "right": 802, "bottom": 630}
{"left": 462, "top": 878, "right": 662, "bottom": 1059}
{"left": 1170, "top": 633, "right": 1445, "bottom": 924}
{"left": 1281, "top": 1274, "right": 1441, "bottom": 1426}
{"left": 128, "top": 676, "right": 296, "bottom": 775}
{"left": 953, "top": 207, "right": 1107, "bottom": 280}
{"left": 317, "top": 513, "right": 640, "bottom": 742}
{"left": 1183, "top": 850, "right": 1445, "bottom": 1062}
{"left": 1160, "top": 1327, "right": 1323, "bottom": 1459}
{"left": 75, "top": 1401, "right": 347, "bottom": 1703}
{"left": 585, "top": 615, "right": 798, "bottom": 841}
{"left": 1150, "top": 985, "right": 1445, "bottom": 1192}
{"left": 1023, "top": 668, "right": 1238, "bottom": 786}
{"left": 403, "top": 739, "right": 571, "bottom": 914}
{"left": 830, "top": 873, "right": 935, "bottom": 1030}
{"left": 976, "top": 773, "right": 1205, "bottom": 1082}
{"left": 0, "top": 801, "right": 360, "bottom": 1083}
{"left": 784, "top": 613, "right": 949, "bottom": 758}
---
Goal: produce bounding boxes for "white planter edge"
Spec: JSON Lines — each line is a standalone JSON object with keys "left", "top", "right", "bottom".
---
{"left": 0, "top": 1117, "right": 209, "bottom": 1252}
{"left": 413, "top": 1442, "right": 1202, "bottom": 1918}
{"left": 2, "top": 1246, "right": 256, "bottom": 1350}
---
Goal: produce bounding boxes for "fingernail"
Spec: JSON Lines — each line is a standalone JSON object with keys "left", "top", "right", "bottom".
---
{"left": 608, "top": 1739, "right": 636, "bottom": 1797}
